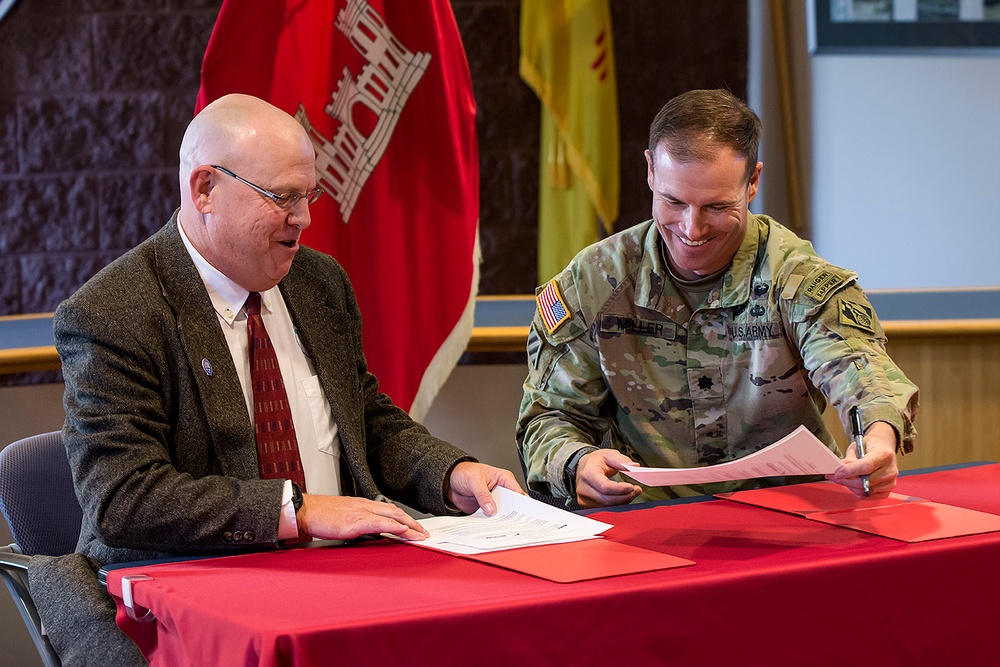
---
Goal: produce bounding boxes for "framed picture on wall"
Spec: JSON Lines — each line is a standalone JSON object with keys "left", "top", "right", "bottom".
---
{"left": 808, "top": 0, "right": 1000, "bottom": 52}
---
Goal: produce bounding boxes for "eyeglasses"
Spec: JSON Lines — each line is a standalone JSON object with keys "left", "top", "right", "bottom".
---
{"left": 211, "top": 165, "right": 323, "bottom": 210}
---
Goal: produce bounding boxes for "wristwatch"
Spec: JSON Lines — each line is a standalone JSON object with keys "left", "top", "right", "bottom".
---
{"left": 563, "top": 447, "right": 597, "bottom": 493}
{"left": 290, "top": 482, "right": 303, "bottom": 512}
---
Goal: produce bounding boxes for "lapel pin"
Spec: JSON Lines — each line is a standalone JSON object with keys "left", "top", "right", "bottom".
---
{"left": 202, "top": 358, "right": 213, "bottom": 376}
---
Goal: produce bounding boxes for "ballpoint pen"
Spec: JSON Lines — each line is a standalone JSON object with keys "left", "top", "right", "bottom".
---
{"left": 849, "top": 406, "right": 871, "bottom": 497}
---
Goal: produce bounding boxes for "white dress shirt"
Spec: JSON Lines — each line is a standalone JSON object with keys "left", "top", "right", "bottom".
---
{"left": 179, "top": 222, "right": 342, "bottom": 539}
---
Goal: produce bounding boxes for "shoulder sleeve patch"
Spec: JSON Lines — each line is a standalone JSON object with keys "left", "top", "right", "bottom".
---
{"left": 802, "top": 267, "right": 845, "bottom": 301}
{"left": 838, "top": 298, "right": 877, "bottom": 334}
{"left": 536, "top": 279, "right": 572, "bottom": 335}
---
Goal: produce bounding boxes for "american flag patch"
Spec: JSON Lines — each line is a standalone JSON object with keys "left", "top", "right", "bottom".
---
{"left": 537, "top": 279, "right": 571, "bottom": 334}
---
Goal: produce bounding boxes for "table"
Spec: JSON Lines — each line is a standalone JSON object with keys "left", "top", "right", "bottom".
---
{"left": 105, "top": 463, "right": 1000, "bottom": 666}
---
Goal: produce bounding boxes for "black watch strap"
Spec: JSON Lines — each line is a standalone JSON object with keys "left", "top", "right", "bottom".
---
{"left": 563, "top": 447, "right": 598, "bottom": 492}
{"left": 290, "top": 482, "right": 303, "bottom": 512}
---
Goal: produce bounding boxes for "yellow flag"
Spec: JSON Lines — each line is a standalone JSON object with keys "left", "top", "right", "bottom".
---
{"left": 520, "top": 0, "right": 619, "bottom": 283}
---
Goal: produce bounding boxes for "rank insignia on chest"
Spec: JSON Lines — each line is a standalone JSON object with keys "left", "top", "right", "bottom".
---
{"left": 838, "top": 298, "right": 876, "bottom": 334}
{"left": 537, "top": 279, "right": 571, "bottom": 334}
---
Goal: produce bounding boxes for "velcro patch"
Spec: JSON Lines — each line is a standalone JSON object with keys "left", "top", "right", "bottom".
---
{"left": 599, "top": 315, "right": 676, "bottom": 340}
{"left": 802, "top": 268, "right": 844, "bottom": 301}
{"left": 839, "top": 298, "right": 876, "bottom": 334}
{"left": 727, "top": 321, "right": 782, "bottom": 342}
{"left": 537, "top": 279, "right": 571, "bottom": 334}
{"left": 780, "top": 274, "right": 805, "bottom": 300}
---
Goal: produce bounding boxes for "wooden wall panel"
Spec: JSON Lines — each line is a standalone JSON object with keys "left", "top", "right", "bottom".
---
{"left": 824, "top": 334, "right": 1000, "bottom": 469}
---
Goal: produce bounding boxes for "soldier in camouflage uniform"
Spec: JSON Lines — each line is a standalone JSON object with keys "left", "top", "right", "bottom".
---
{"left": 516, "top": 89, "right": 918, "bottom": 507}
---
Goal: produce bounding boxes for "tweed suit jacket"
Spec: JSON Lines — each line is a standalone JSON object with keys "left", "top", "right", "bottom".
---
{"left": 59, "top": 213, "right": 468, "bottom": 563}
{"left": 29, "top": 214, "right": 469, "bottom": 663}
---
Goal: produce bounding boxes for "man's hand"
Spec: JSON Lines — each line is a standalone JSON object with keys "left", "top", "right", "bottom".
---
{"left": 827, "top": 421, "right": 899, "bottom": 499}
{"left": 575, "top": 449, "right": 642, "bottom": 508}
{"left": 446, "top": 462, "right": 524, "bottom": 516}
{"left": 295, "top": 494, "right": 429, "bottom": 541}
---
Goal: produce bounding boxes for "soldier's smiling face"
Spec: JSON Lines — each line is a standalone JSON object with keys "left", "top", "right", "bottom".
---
{"left": 646, "top": 141, "right": 761, "bottom": 281}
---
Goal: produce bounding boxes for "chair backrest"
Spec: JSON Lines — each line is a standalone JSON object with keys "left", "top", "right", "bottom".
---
{"left": 0, "top": 431, "right": 82, "bottom": 557}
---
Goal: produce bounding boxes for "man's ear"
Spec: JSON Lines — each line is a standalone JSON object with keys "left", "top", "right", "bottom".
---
{"left": 644, "top": 149, "right": 655, "bottom": 192}
{"left": 189, "top": 166, "right": 215, "bottom": 213}
{"left": 746, "top": 161, "right": 763, "bottom": 204}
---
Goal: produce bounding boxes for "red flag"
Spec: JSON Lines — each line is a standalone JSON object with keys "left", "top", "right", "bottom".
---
{"left": 195, "top": 0, "right": 480, "bottom": 419}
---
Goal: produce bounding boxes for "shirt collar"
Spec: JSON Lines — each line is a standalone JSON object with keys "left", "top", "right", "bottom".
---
{"left": 178, "top": 220, "right": 276, "bottom": 324}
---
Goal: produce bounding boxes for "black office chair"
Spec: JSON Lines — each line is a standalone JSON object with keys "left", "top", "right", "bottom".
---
{"left": 0, "top": 431, "right": 82, "bottom": 667}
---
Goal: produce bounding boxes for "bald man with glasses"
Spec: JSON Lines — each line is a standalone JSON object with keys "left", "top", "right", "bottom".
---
{"left": 30, "top": 93, "right": 521, "bottom": 666}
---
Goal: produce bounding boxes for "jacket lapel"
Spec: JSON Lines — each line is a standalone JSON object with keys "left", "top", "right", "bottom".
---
{"left": 153, "top": 215, "right": 259, "bottom": 481}
{"left": 279, "top": 263, "right": 367, "bottom": 495}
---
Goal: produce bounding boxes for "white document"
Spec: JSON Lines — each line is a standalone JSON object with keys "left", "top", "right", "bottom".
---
{"left": 414, "top": 486, "right": 612, "bottom": 555}
{"left": 621, "top": 425, "right": 844, "bottom": 487}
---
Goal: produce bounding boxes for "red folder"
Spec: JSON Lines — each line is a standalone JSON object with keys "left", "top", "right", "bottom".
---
{"left": 718, "top": 481, "right": 1000, "bottom": 542}
{"left": 417, "top": 538, "right": 694, "bottom": 583}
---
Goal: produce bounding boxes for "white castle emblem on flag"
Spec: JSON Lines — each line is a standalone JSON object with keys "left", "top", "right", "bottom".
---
{"left": 295, "top": 0, "right": 430, "bottom": 222}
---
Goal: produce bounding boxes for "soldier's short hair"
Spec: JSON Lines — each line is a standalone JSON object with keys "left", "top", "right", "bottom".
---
{"left": 648, "top": 89, "right": 761, "bottom": 185}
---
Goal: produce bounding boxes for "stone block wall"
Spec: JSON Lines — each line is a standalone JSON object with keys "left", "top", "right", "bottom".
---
{"left": 0, "top": 0, "right": 745, "bottom": 379}
{"left": 0, "top": 0, "right": 222, "bottom": 319}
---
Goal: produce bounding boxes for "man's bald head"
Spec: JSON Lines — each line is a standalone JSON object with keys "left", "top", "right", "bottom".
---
{"left": 179, "top": 94, "right": 312, "bottom": 192}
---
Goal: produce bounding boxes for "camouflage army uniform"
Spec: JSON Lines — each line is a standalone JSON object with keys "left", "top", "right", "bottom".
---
{"left": 516, "top": 215, "right": 918, "bottom": 503}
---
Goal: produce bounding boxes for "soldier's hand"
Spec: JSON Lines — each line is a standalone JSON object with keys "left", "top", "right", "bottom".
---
{"left": 575, "top": 450, "right": 642, "bottom": 508}
{"left": 827, "top": 420, "right": 899, "bottom": 499}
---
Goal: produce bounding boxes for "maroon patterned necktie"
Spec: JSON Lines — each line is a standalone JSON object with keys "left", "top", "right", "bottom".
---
{"left": 246, "top": 292, "right": 306, "bottom": 489}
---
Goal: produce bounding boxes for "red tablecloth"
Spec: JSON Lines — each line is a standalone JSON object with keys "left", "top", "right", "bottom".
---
{"left": 107, "top": 464, "right": 1000, "bottom": 666}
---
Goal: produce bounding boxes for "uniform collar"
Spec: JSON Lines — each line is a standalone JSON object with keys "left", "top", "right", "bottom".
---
{"left": 717, "top": 214, "right": 765, "bottom": 308}
{"left": 634, "top": 215, "right": 764, "bottom": 314}
{"left": 634, "top": 221, "right": 671, "bottom": 311}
